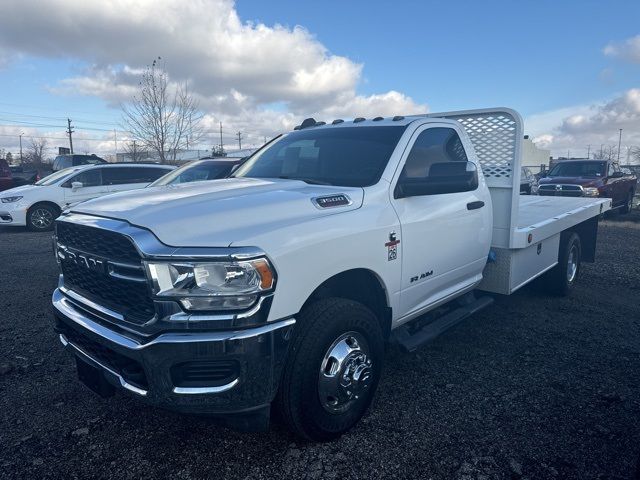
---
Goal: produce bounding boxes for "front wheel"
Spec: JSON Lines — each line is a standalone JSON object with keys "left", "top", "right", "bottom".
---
{"left": 27, "top": 204, "right": 58, "bottom": 231}
{"left": 276, "top": 298, "right": 384, "bottom": 441}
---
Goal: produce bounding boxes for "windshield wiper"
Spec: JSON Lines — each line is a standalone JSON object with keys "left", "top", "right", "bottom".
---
{"left": 276, "top": 176, "right": 331, "bottom": 185}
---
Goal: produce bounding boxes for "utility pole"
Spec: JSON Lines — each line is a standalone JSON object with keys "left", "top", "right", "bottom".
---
{"left": 236, "top": 131, "right": 242, "bottom": 150}
{"left": 586, "top": 144, "right": 591, "bottom": 159}
{"left": 617, "top": 129, "right": 622, "bottom": 162}
{"left": 219, "top": 122, "right": 224, "bottom": 154}
{"left": 66, "top": 118, "right": 74, "bottom": 154}
{"left": 19, "top": 132, "right": 23, "bottom": 163}
{"left": 133, "top": 140, "right": 137, "bottom": 162}
{"left": 113, "top": 129, "right": 117, "bottom": 157}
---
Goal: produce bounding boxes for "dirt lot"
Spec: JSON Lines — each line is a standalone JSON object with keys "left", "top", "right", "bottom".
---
{"left": 0, "top": 210, "right": 639, "bottom": 480}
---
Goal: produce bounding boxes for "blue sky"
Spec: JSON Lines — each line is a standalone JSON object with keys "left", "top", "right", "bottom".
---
{"left": 235, "top": 0, "right": 640, "bottom": 114}
{"left": 0, "top": 0, "right": 639, "bottom": 159}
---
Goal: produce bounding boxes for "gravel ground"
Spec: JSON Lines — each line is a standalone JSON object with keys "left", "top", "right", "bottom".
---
{"left": 0, "top": 209, "right": 639, "bottom": 480}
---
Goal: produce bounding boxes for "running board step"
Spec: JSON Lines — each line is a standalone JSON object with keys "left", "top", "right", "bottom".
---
{"left": 393, "top": 295, "right": 494, "bottom": 352}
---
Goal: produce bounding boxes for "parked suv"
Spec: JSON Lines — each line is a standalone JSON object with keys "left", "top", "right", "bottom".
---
{"left": 52, "top": 154, "right": 107, "bottom": 172}
{"left": 538, "top": 160, "right": 637, "bottom": 213}
{"left": 0, "top": 163, "right": 174, "bottom": 230}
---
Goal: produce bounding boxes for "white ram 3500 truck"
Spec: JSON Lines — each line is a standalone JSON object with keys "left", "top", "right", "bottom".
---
{"left": 52, "top": 109, "right": 611, "bottom": 440}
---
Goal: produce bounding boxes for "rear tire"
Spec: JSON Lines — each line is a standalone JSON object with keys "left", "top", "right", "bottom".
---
{"left": 276, "top": 298, "right": 384, "bottom": 441}
{"left": 27, "top": 203, "right": 58, "bottom": 231}
{"left": 542, "top": 232, "right": 581, "bottom": 296}
{"left": 620, "top": 189, "right": 634, "bottom": 214}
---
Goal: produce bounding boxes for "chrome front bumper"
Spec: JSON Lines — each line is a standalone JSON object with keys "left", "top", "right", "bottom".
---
{"left": 53, "top": 288, "right": 295, "bottom": 417}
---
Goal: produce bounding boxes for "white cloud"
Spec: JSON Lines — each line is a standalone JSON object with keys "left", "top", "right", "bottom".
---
{"left": 0, "top": 0, "right": 426, "bottom": 144}
{"left": 527, "top": 88, "right": 640, "bottom": 160}
{"left": 604, "top": 34, "right": 640, "bottom": 64}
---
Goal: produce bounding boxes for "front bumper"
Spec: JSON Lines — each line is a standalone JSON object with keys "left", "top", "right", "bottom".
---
{"left": 52, "top": 288, "right": 295, "bottom": 420}
{"left": 0, "top": 206, "right": 26, "bottom": 225}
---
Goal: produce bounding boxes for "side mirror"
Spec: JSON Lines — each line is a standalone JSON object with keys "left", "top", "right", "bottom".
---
{"left": 610, "top": 171, "right": 624, "bottom": 178}
{"left": 396, "top": 161, "right": 478, "bottom": 198}
{"left": 71, "top": 181, "right": 83, "bottom": 190}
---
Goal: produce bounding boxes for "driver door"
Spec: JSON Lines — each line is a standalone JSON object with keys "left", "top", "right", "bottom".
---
{"left": 62, "top": 168, "right": 107, "bottom": 207}
{"left": 391, "top": 124, "right": 492, "bottom": 321}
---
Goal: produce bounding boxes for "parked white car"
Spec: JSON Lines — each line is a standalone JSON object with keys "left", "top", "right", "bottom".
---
{"left": 0, "top": 163, "right": 174, "bottom": 231}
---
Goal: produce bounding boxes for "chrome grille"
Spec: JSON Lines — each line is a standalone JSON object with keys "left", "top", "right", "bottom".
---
{"left": 55, "top": 221, "right": 155, "bottom": 325}
{"left": 538, "top": 184, "right": 584, "bottom": 197}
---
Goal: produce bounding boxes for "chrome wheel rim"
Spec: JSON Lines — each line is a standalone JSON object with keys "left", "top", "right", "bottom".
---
{"left": 318, "top": 331, "right": 372, "bottom": 414}
{"left": 567, "top": 245, "right": 578, "bottom": 283}
{"left": 31, "top": 208, "right": 53, "bottom": 229}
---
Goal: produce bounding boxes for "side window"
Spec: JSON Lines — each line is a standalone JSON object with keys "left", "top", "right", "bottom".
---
{"left": 607, "top": 163, "right": 615, "bottom": 177}
{"left": 102, "top": 168, "right": 139, "bottom": 185}
{"left": 396, "top": 127, "right": 476, "bottom": 197}
{"left": 69, "top": 169, "right": 101, "bottom": 187}
{"left": 400, "top": 127, "right": 468, "bottom": 180}
{"left": 139, "top": 167, "right": 170, "bottom": 182}
{"left": 103, "top": 167, "right": 168, "bottom": 185}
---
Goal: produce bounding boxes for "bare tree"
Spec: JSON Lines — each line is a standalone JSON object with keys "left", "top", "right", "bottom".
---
{"left": 25, "top": 138, "right": 48, "bottom": 166}
{"left": 629, "top": 146, "right": 640, "bottom": 165}
{"left": 121, "top": 58, "right": 203, "bottom": 164}
{"left": 123, "top": 140, "right": 143, "bottom": 163}
{"left": 594, "top": 145, "right": 618, "bottom": 161}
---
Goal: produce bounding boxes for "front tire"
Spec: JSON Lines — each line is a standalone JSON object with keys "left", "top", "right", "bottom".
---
{"left": 542, "top": 232, "right": 581, "bottom": 296}
{"left": 276, "top": 298, "right": 384, "bottom": 441}
{"left": 27, "top": 204, "right": 58, "bottom": 231}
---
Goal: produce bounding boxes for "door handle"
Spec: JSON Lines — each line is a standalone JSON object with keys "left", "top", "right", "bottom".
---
{"left": 467, "top": 201, "right": 485, "bottom": 210}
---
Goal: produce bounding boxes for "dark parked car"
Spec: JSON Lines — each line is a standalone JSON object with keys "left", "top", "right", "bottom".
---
{"left": 149, "top": 157, "right": 245, "bottom": 186}
{"left": 538, "top": 160, "right": 637, "bottom": 213}
{"left": 0, "top": 159, "right": 12, "bottom": 192}
{"left": 10, "top": 165, "right": 41, "bottom": 187}
{"left": 520, "top": 166, "right": 538, "bottom": 194}
{"left": 52, "top": 154, "right": 107, "bottom": 172}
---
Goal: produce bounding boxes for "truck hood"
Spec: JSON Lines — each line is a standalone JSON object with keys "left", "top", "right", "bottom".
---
{"left": 70, "top": 177, "right": 364, "bottom": 247}
{"left": 538, "top": 176, "right": 603, "bottom": 187}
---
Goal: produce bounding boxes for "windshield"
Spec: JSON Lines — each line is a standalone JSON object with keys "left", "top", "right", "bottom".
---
{"left": 547, "top": 161, "right": 606, "bottom": 177}
{"left": 150, "top": 161, "right": 235, "bottom": 186}
{"left": 35, "top": 167, "right": 81, "bottom": 186}
{"left": 233, "top": 126, "right": 407, "bottom": 187}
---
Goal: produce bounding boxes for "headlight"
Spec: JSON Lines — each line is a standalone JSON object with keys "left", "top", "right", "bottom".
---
{"left": 145, "top": 258, "right": 275, "bottom": 311}
{"left": 583, "top": 187, "right": 600, "bottom": 197}
{"left": 1, "top": 196, "right": 23, "bottom": 203}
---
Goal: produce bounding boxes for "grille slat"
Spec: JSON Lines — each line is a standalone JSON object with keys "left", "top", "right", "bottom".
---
{"left": 56, "top": 222, "right": 155, "bottom": 325}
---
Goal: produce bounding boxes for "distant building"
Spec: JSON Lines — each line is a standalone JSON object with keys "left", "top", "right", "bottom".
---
{"left": 521, "top": 135, "right": 550, "bottom": 171}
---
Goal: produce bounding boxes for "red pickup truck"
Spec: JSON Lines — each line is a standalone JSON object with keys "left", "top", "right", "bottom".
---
{"left": 538, "top": 160, "right": 637, "bottom": 213}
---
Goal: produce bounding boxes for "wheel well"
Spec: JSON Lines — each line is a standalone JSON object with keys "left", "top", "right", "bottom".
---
{"left": 27, "top": 201, "right": 61, "bottom": 218}
{"left": 303, "top": 269, "right": 392, "bottom": 338}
